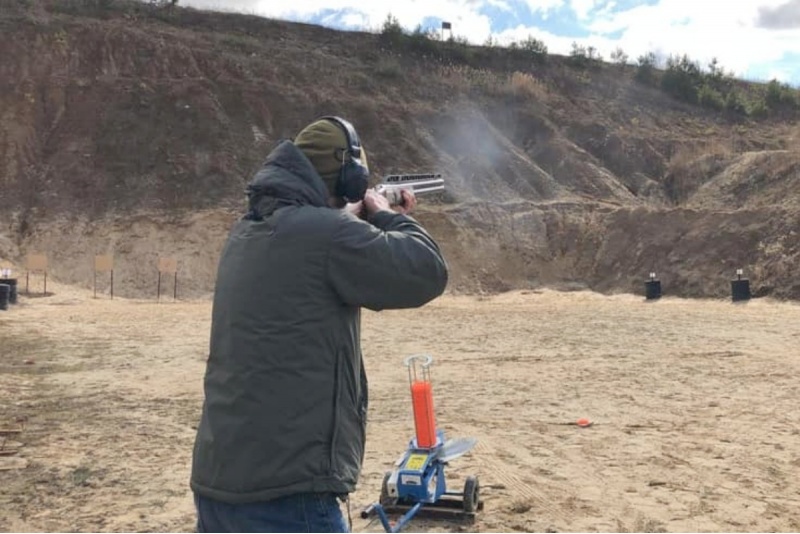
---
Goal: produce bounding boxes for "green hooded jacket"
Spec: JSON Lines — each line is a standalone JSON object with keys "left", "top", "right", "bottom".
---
{"left": 190, "top": 140, "right": 449, "bottom": 503}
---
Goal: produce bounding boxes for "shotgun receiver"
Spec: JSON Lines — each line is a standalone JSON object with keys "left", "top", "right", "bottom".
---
{"left": 374, "top": 173, "right": 445, "bottom": 206}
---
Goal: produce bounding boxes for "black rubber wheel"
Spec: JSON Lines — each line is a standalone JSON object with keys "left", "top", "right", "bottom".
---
{"left": 380, "top": 471, "right": 395, "bottom": 506}
{"left": 463, "top": 475, "right": 479, "bottom": 513}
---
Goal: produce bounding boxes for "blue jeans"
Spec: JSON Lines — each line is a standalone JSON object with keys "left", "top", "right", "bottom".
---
{"left": 194, "top": 492, "right": 349, "bottom": 533}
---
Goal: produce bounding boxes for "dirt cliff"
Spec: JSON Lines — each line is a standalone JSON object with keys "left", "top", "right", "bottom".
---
{"left": 1, "top": 1, "right": 798, "bottom": 299}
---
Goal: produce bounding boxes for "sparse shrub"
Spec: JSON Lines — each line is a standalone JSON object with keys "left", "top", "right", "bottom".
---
{"left": 706, "top": 57, "right": 722, "bottom": 76}
{"left": 698, "top": 84, "right": 724, "bottom": 111}
{"left": 71, "top": 466, "right": 93, "bottom": 487}
{"left": 635, "top": 52, "right": 657, "bottom": 85}
{"left": 447, "top": 34, "right": 470, "bottom": 46}
{"left": 379, "top": 13, "right": 405, "bottom": 48}
{"left": 144, "top": 0, "right": 179, "bottom": 22}
{"left": 765, "top": 79, "right": 798, "bottom": 111}
{"left": 765, "top": 79, "right": 785, "bottom": 107}
{"left": 443, "top": 35, "right": 474, "bottom": 63}
{"left": 661, "top": 54, "right": 702, "bottom": 104}
{"left": 749, "top": 99, "right": 769, "bottom": 119}
{"left": 704, "top": 57, "right": 733, "bottom": 92}
{"left": 520, "top": 35, "right": 548, "bottom": 61}
{"left": 724, "top": 90, "right": 747, "bottom": 115}
{"left": 568, "top": 41, "right": 590, "bottom": 67}
{"left": 610, "top": 47, "right": 628, "bottom": 66}
{"left": 407, "top": 25, "right": 438, "bottom": 56}
{"left": 381, "top": 13, "right": 403, "bottom": 36}
{"left": 569, "top": 43, "right": 603, "bottom": 67}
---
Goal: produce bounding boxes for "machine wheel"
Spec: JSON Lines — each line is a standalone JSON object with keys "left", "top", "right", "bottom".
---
{"left": 379, "top": 471, "right": 396, "bottom": 506}
{"left": 463, "top": 475, "right": 480, "bottom": 513}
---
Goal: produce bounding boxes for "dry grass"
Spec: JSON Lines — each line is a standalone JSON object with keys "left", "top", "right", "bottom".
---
{"left": 668, "top": 139, "right": 732, "bottom": 167}
{"left": 508, "top": 71, "right": 548, "bottom": 100}
{"left": 664, "top": 140, "right": 735, "bottom": 204}
{"left": 438, "top": 64, "right": 504, "bottom": 95}
{"left": 790, "top": 123, "right": 800, "bottom": 150}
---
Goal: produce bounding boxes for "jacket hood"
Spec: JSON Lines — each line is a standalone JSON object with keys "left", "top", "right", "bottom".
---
{"left": 246, "top": 140, "right": 331, "bottom": 219}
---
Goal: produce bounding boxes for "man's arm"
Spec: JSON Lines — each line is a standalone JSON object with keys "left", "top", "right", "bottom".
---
{"left": 326, "top": 206, "right": 448, "bottom": 311}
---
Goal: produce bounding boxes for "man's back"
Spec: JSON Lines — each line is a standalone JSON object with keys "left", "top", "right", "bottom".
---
{"left": 191, "top": 139, "right": 448, "bottom": 505}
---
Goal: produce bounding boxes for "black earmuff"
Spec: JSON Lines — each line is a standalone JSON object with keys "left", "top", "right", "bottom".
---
{"left": 321, "top": 116, "right": 370, "bottom": 202}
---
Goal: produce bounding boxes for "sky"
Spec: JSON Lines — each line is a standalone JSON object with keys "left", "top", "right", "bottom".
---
{"left": 178, "top": 0, "right": 800, "bottom": 86}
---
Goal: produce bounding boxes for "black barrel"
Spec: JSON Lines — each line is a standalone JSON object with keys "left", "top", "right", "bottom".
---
{"left": 0, "top": 283, "right": 9, "bottom": 311}
{"left": 645, "top": 279, "right": 662, "bottom": 300}
{"left": 731, "top": 279, "right": 751, "bottom": 302}
{"left": 0, "top": 278, "right": 17, "bottom": 304}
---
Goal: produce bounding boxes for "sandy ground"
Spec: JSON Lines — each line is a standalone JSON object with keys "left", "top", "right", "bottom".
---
{"left": 2, "top": 282, "right": 800, "bottom": 533}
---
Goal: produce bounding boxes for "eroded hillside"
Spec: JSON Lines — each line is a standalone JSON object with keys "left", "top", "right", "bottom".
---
{"left": 1, "top": 1, "right": 798, "bottom": 299}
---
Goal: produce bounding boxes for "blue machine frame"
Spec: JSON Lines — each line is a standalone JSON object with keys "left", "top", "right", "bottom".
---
{"left": 361, "top": 355, "right": 480, "bottom": 533}
{"left": 363, "top": 430, "right": 480, "bottom": 533}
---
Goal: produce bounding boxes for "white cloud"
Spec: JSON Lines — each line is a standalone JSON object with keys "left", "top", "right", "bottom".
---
{"left": 488, "top": 0, "right": 799, "bottom": 83}
{"left": 177, "top": 0, "right": 261, "bottom": 14}
{"left": 520, "top": 0, "right": 567, "bottom": 18}
{"left": 582, "top": 0, "right": 800, "bottom": 79}
{"left": 256, "top": 0, "right": 493, "bottom": 38}
{"left": 767, "top": 67, "right": 792, "bottom": 82}
{"left": 483, "top": 0, "right": 515, "bottom": 12}
{"left": 570, "top": 0, "right": 603, "bottom": 20}
{"left": 177, "top": 0, "right": 495, "bottom": 40}
{"left": 177, "top": 0, "right": 800, "bottom": 83}
{"left": 339, "top": 11, "right": 369, "bottom": 28}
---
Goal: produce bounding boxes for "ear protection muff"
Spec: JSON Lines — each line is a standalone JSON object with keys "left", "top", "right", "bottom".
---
{"left": 321, "top": 116, "right": 370, "bottom": 202}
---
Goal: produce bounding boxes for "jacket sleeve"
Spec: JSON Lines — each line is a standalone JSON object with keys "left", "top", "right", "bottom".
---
{"left": 326, "top": 210, "right": 449, "bottom": 311}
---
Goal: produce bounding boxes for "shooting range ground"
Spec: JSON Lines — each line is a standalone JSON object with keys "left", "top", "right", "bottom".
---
{"left": 1, "top": 282, "right": 799, "bottom": 532}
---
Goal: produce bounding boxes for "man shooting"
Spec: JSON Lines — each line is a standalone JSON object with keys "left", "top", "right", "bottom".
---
{"left": 190, "top": 116, "right": 449, "bottom": 532}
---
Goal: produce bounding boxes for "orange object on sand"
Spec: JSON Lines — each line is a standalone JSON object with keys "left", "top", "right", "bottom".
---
{"left": 411, "top": 380, "right": 437, "bottom": 447}
{"left": 576, "top": 417, "right": 592, "bottom": 427}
